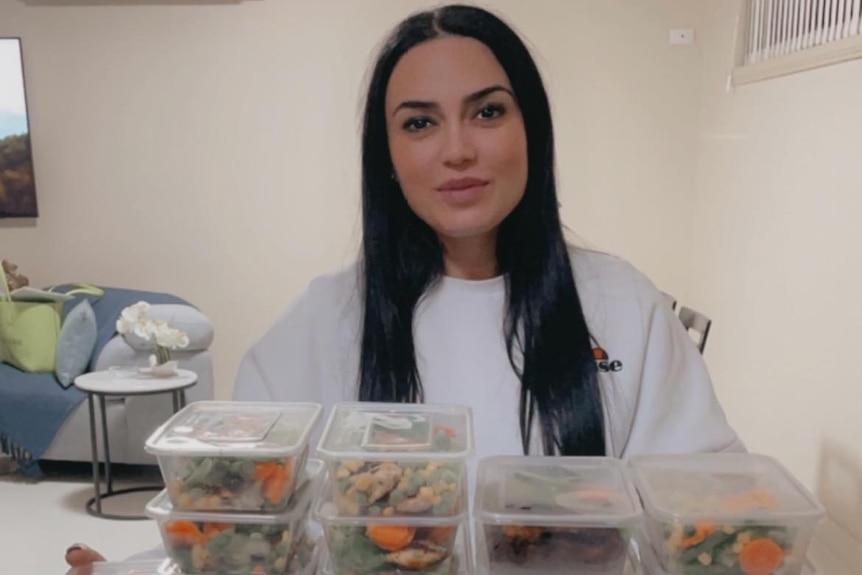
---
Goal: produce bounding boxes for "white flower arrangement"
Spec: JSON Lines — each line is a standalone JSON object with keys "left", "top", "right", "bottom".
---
{"left": 116, "top": 301, "right": 190, "bottom": 367}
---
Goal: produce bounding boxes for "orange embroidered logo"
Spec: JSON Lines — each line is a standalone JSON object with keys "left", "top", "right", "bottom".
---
{"left": 592, "top": 347, "right": 623, "bottom": 373}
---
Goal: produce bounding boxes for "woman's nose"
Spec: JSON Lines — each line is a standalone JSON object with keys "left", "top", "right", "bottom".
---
{"left": 441, "top": 124, "right": 477, "bottom": 167}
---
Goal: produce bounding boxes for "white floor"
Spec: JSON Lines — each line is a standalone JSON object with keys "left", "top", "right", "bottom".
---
{"left": 0, "top": 461, "right": 163, "bottom": 575}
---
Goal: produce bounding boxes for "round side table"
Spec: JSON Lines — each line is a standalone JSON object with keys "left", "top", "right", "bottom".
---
{"left": 73, "top": 368, "right": 197, "bottom": 520}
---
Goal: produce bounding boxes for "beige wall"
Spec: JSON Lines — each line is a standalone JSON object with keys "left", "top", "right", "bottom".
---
{"left": 694, "top": 2, "right": 862, "bottom": 572}
{"left": 0, "top": 0, "right": 701, "bottom": 398}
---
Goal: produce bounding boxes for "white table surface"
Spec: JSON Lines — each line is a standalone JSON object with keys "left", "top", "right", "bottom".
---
{"left": 73, "top": 368, "right": 197, "bottom": 395}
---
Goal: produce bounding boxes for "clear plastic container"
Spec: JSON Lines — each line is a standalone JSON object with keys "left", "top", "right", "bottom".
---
{"left": 145, "top": 459, "right": 322, "bottom": 575}
{"left": 474, "top": 456, "right": 643, "bottom": 575}
{"left": 629, "top": 453, "right": 826, "bottom": 575}
{"left": 145, "top": 400, "right": 322, "bottom": 512}
{"left": 313, "top": 469, "right": 471, "bottom": 574}
{"left": 315, "top": 402, "right": 473, "bottom": 518}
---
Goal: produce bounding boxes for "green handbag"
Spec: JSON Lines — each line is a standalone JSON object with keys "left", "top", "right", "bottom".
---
{"left": 0, "top": 272, "right": 104, "bottom": 373}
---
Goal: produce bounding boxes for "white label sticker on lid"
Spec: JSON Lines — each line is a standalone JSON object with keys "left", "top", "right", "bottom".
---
{"left": 360, "top": 413, "right": 432, "bottom": 451}
{"left": 179, "top": 411, "right": 281, "bottom": 442}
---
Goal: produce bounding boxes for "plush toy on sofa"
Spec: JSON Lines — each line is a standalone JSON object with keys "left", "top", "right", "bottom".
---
{"left": 1, "top": 259, "right": 29, "bottom": 291}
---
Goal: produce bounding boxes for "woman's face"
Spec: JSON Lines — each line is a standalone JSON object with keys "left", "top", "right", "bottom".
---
{"left": 385, "top": 36, "right": 528, "bottom": 243}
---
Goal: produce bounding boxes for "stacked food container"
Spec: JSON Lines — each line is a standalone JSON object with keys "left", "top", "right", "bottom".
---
{"left": 628, "top": 453, "right": 825, "bottom": 575}
{"left": 312, "top": 402, "right": 474, "bottom": 575}
{"left": 473, "top": 456, "right": 644, "bottom": 575}
{"left": 142, "top": 401, "right": 324, "bottom": 575}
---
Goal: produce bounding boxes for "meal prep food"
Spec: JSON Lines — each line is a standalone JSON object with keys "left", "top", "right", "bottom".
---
{"left": 322, "top": 523, "right": 465, "bottom": 575}
{"left": 656, "top": 517, "right": 799, "bottom": 575}
{"left": 315, "top": 469, "right": 469, "bottom": 575}
{"left": 474, "top": 456, "right": 642, "bottom": 575}
{"left": 146, "top": 459, "right": 322, "bottom": 575}
{"left": 145, "top": 401, "right": 322, "bottom": 512}
{"left": 629, "top": 453, "right": 825, "bottom": 575}
{"left": 315, "top": 402, "right": 473, "bottom": 518}
{"left": 329, "top": 459, "right": 463, "bottom": 518}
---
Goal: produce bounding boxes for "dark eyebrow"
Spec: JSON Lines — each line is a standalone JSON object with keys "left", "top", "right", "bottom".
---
{"left": 393, "top": 84, "right": 515, "bottom": 115}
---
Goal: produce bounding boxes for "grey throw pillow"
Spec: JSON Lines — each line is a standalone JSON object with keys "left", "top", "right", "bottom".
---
{"left": 55, "top": 299, "right": 98, "bottom": 388}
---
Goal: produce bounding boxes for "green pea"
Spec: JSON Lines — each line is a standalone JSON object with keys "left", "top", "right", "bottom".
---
{"left": 440, "top": 470, "right": 458, "bottom": 484}
{"left": 337, "top": 478, "right": 352, "bottom": 493}
{"left": 433, "top": 491, "right": 456, "bottom": 516}
{"left": 407, "top": 475, "right": 424, "bottom": 496}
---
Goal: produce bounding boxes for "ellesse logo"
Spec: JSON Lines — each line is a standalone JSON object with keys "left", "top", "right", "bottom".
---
{"left": 593, "top": 347, "right": 623, "bottom": 373}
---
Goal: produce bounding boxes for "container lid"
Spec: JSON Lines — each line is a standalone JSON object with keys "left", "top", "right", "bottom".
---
{"left": 315, "top": 402, "right": 473, "bottom": 461}
{"left": 629, "top": 453, "right": 825, "bottom": 523}
{"left": 146, "top": 459, "right": 323, "bottom": 523}
{"left": 145, "top": 401, "right": 322, "bottom": 458}
{"left": 475, "top": 456, "right": 642, "bottom": 527}
{"left": 312, "top": 469, "right": 468, "bottom": 526}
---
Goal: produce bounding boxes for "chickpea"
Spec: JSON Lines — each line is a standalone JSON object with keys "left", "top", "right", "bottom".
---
{"left": 352, "top": 473, "right": 374, "bottom": 492}
{"left": 418, "top": 487, "right": 435, "bottom": 501}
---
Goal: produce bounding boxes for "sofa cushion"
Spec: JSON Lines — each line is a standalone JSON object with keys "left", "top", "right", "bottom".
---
{"left": 55, "top": 299, "right": 98, "bottom": 389}
{"left": 121, "top": 304, "right": 213, "bottom": 352}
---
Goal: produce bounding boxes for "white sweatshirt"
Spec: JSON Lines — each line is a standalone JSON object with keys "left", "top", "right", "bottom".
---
{"left": 233, "top": 247, "right": 745, "bottom": 458}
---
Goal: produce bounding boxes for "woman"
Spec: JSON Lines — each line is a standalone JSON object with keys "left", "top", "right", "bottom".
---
{"left": 228, "top": 3, "right": 743, "bottom": 458}
{"left": 66, "top": 3, "right": 742, "bottom": 569}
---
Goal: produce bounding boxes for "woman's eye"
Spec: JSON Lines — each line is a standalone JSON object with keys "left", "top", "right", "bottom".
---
{"left": 477, "top": 104, "right": 505, "bottom": 120}
{"left": 403, "top": 117, "right": 433, "bottom": 132}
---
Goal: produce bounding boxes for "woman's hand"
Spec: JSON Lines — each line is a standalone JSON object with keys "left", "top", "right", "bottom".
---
{"left": 65, "top": 544, "right": 106, "bottom": 568}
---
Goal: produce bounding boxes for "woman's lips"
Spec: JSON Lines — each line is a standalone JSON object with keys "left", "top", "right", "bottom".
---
{"left": 437, "top": 177, "right": 490, "bottom": 205}
{"left": 438, "top": 177, "right": 489, "bottom": 191}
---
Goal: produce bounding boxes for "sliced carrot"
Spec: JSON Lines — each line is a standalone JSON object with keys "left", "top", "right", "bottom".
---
{"left": 366, "top": 524, "right": 416, "bottom": 552}
{"left": 165, "top": 520, "right": 207, "bottom": 546}
{"left": 680, "top": 522, "right": 716, "bottom": 549}
{"left": 738, "top": 538, "right": 784, "bottom": 575}
{"left": 263, "top": 466, "right": 291, "bottom": 504}
{"left": 433, "top": 425, "right": 456, "bottom": 439}
{"left": 253, "top": 461, "right": 281, "bottom": 482}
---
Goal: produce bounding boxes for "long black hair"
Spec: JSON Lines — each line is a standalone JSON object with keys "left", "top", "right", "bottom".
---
{"left": 358, "top": 4, "right": 605, "bottom": 456}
